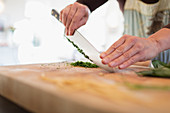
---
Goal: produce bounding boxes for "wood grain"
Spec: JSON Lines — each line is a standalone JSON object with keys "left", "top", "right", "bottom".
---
{"left": 0, "top": 62, "right": 170, "bottom": 113}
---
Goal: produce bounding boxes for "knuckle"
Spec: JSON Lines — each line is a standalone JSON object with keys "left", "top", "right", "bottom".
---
{"left": 129, "top": 37, "right": 137, "bottom": 43}
{"left": 69, "top": 4, "right": 73, "bottom": 7}
{"left": 123, "top": 34, "right": 130, "bottom": 39}
{"left": 122, "top": 53, "right": 130, "bottom": 59}
{"left": 74, "top": 2, "right": 79, "bottom": 6}
{"left": 106, "top": 56, "right": 112, "bottom": 62}
{"left": 135, "top": 43, "right": 143, "bottom": 50}
{"left": 81, "top": 6, "right": 86, "bottom": 11}
{"left": 129, "top": 57, "right": 136, "bottom": 64}
{"left": 72, "top": 19, "right": 77, "bottom": 25}
{"left": 80, "top": 6, "right": 87, "bottom": 12}
{"left": 66, "top": 4, "right": 72, "bottom": 9}
{"left": 124, "top": 34, "right": 129, "bottom": 36}
{"left": 68, "top": 14, "right": 73, "bottom": 20}
{"left": 63, "top": 11, "right": 67, "bottom": 17}
{"left": 60, "top": 10, "right": 63, "bottom": 14}
{"left": 123, "top": 34, "right": 128, "bottom": 37}
{"left": 116, "top": 48, "right": 124, "bottom": 54}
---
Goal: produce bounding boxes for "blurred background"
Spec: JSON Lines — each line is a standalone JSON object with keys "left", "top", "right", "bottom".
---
{"left": 0, "top": 0, "right": 124, "bottom": 66}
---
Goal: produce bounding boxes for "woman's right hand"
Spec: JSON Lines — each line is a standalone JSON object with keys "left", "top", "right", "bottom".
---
{"left": 60, "top": 2, "right": 90, "bottom": 36}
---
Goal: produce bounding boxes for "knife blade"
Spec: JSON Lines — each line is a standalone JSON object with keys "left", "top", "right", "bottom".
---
{"left": 51, "top": 9, "right": 117, "bottom": 72}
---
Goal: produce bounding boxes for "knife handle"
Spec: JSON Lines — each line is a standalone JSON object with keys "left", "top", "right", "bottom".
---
{"left": 51, "top": 9, "right": 61, "bottom": 22}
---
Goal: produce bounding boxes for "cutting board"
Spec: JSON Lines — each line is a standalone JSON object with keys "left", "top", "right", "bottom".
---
{"left": 0, "top": 61, "right": 170, "bottom": 113}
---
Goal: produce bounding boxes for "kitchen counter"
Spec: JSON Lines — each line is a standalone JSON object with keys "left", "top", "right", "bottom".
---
{"left": 0, "top": 62, "right": 170, "bottom": 113}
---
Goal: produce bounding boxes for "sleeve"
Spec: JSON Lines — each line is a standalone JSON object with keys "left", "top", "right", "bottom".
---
{"left": 77, "top": 0, "right": 108, "bottom": 12}
{"left": 163, "top": 24, "right": 170, "bottom": 29}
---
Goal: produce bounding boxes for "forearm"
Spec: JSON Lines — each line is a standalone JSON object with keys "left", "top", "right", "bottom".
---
{"left": 77, "top": 0, "right": 126, "bottom": 13}
{"left": 77, "top": 0, "right": 108, "bottom": 12}
{"left": 117, "top": 0, "right": 126, "bottom": 12}
{"left": 149, "top": 27, "right": 170, "bottom": 53}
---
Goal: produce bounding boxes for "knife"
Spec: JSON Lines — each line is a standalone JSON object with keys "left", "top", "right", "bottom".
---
{"left": 51, "top": 9, "right": 117, "bottom": 72}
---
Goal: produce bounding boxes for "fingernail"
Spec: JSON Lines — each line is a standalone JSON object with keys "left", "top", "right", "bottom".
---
{"left": 67, "top": 30, "right": 69, "bottom": 35}
{"left": 119, "top": 64, "right": 125, "bottom": 69}
{"left": 100, "top": 52, "right": 106, "bottom": 59}
{"left": 102, "top": 58, "right": 108, "bottom": 64}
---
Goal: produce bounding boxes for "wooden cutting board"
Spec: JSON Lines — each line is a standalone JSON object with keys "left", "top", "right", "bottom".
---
{"left": 0, "top": 61, "right": 170, "bottom": 113}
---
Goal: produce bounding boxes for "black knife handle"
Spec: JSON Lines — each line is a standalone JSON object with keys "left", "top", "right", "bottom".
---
{"left": 51, "top": 9, "right": 60, "bottom": 22}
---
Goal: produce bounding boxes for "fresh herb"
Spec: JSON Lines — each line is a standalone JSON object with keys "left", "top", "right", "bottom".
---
{"left": 65, "top": 36, "right": 93, "bottom": 62}
{"left": 137, "top": 67, "right": 170, "bottom": 78}
{"left": 152, "top": 60, "right": 170, "bottom": 68}
{"left": 70, "top": 61, "right": 99, "bottom": 68}
{"left": 137, "top": 60, "right": 170, "bottom": 78}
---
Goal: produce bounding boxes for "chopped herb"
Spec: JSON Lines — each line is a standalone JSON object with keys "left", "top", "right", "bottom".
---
{"left": 70, "top": 61, "right": 99, "bottom": 68}
{"left": 65, "top": 36, "right": 93, "bottom": 62}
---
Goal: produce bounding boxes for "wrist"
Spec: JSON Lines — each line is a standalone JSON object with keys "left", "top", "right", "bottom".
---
{"left": 148, "top": 28, "right": 170, "bottom": 53}
{"left": 147, "top": 38, "right": 161, "bottom": 55}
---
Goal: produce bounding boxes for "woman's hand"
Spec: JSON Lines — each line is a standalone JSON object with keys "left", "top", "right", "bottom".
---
{"left": 100, "top": 35, "right": 160, "bottom": 69}
{"left": 60, "top": 2, "right": 90, "bottom": 35}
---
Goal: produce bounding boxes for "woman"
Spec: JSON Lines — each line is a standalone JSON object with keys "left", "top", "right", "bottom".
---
{"left": 60, "top": 0, "right": 170, "bottom": 69}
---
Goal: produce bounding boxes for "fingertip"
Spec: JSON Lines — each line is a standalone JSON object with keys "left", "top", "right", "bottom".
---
{"left": 101, "top": 59, "right": 106, "bottom": 65}
{"left": 68, "top": 30, "right": 71, "bottom": 36}
{"left": 119, "top": 64, "right": 127, "bottom": 69}
{"left": 69, "top": 29, "right": 74, "bottom": 36}
{"left": 118, "top": 66, "right": 122, "bottom": 69}
{"left": 100, "top": 52, "right": 106, "bottom": 59}
{"left": 108, "top": 63, "right": 113, "bottom": 67}
{"left": 101, "top": 58, "right": 108, "bottom": 65}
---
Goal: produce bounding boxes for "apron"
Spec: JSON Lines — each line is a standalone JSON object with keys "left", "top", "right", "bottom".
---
{"left": 124, "top": 0, "right": 170, "bottom": 63}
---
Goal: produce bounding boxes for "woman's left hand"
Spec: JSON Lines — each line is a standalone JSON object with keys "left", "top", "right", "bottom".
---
{"left": 100, "top": 34, "right": 160, "bottom": 69}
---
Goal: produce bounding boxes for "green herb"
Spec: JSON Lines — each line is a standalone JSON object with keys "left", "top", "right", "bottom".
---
{"left": 137, "top": 67, "right": 170, "bottom": 78}
{"left": 137, "top": 60, "right": 170, "bottom": 78}
{"left": 125, "top": 82, "right": 170, "bottom": 91}
{"left": 65, "top": 36, "right": 93, "bottom": 62}
{"left": 152, "top": 60, "right": 170, "bottom": 68}
{"left": 70, "top": 61, "right": 99, "bottom": 68}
